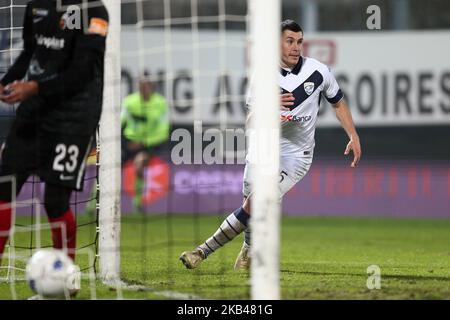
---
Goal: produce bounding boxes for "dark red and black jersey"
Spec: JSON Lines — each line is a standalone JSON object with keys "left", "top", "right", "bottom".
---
{"left": 1, "top": 0, "right": 108, "bottom": 135}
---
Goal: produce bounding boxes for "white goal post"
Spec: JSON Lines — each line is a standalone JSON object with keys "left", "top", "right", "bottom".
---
{"left": 248, "top": 0, "right": 281, "bottom": 300}
{"left": 99, "top": 0, "right": 121, "bottom": 284}
{"left": 98, "top": 0, "right": 282, "bottom": 297}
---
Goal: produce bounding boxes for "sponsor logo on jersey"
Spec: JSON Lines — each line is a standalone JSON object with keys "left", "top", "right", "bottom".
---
{"left": 29, "top": 58, "right": 45, "bottom": 76}
{"left": 280, "top": 114, "right": 312, "bottom": 123}
{"left": 36, "top": 35, "right": 65, "bottom": 50}
{"left": 33, "top": 16, "right": 45, "bottom": 23}
{"left": 304, "top": 82, "right": 315, "bottom": 95}
{"left": 60, "top": 174, "right": 75, "bottom": 181}
{"left": 32, "top": 8, "right": 48, "bottom": 17}
{"left": 88, "top": 18, "right": 108, "bottom": 37}
{"left": 32, "top": 8, "right": 48, "bottom": 23}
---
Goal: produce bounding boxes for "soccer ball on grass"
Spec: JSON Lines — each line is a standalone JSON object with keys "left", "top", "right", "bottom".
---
{"left": 25, "top": 249, "right": 81, "bottom": 298}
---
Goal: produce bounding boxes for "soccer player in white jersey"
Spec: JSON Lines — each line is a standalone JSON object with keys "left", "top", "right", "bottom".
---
{"left": 179, "top": 19, "right": 361, "bottom": 270}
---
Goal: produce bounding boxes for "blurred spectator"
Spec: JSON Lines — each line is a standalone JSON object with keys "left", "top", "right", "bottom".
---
{"left": 121, "top": 71, "right": 170, "bottom": 211}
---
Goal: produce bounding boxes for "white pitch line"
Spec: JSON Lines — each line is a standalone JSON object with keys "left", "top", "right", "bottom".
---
{"left": 106, "top": 279, "right": 204, "bottom": 300}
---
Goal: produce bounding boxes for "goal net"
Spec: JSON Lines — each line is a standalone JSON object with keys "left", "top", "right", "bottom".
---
{"left": 0, "top": 0, "right": 105, "bottom": 299}
{"left": 116, "top": 0, "right": 280, "bottom": 300}
{"left": 0, "top": 0, "right": 281, "bottom": 300}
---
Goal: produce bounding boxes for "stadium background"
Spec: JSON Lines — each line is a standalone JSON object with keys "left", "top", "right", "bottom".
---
{"left": 120, "top": 0, "right": 450, "bottom": 218}
{"left": 0, "top": 0, "right": 449, "bottom": 300}
{"left": 1, "top": 0, "right": 449, "bottom": 218}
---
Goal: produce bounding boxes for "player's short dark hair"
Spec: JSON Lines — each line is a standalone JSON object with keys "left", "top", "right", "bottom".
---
{"left": 281, "top": 19, "right": 303, "bottom": 34}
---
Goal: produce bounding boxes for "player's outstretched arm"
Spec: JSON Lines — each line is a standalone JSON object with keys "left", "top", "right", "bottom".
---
{"left": 333, "top": 99, "right": 361, "bottom": 168}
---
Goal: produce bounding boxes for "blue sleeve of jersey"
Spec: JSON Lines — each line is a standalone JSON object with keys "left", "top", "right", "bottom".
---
{"left": 325, "top": 89, "right": 343, "bottom": 104}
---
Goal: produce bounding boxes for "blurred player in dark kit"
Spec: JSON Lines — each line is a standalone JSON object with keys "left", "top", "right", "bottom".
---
{"left": 0, "top": 0, "right": 109, "bottom": 262}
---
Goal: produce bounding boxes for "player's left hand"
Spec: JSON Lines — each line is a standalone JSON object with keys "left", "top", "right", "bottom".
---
{"left": 1, "top": 81, "right": 39, "bottom": 104}
{"left": 344, "top": 136, "right": 361, "bottom": 168}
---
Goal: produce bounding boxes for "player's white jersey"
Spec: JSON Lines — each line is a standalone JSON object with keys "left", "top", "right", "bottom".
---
{"left": 246, "top": 56, "right": 343, "bottom": 158}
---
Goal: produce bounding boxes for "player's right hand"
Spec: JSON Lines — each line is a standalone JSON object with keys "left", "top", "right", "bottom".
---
{"left": 344, "top": 135, "right": 362, "bottom": 168}
{"left": 280, "top": 93, "right": 294, "bottom": 111}
{"left": 1, "top": 81, "right": 19, "bottom": 102}
{"left": 1, "top": 81, "right": 39, "bottom": 104}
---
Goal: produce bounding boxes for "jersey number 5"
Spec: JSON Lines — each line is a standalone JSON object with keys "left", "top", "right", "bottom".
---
{"left": 53, "top": 144, "right": 79, "bottom": 173}
{"left": 279, "top": 170, "right": 288, "bottom": 183}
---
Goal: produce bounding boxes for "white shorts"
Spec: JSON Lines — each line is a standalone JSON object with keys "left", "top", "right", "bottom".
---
{"left": 242, "top": 154, "right": 313, "bottom": 199}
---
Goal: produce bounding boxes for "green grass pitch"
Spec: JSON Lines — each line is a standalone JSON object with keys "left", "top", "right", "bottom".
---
{"left": 1, "top": 214, "right": 450, "bottom": 299}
